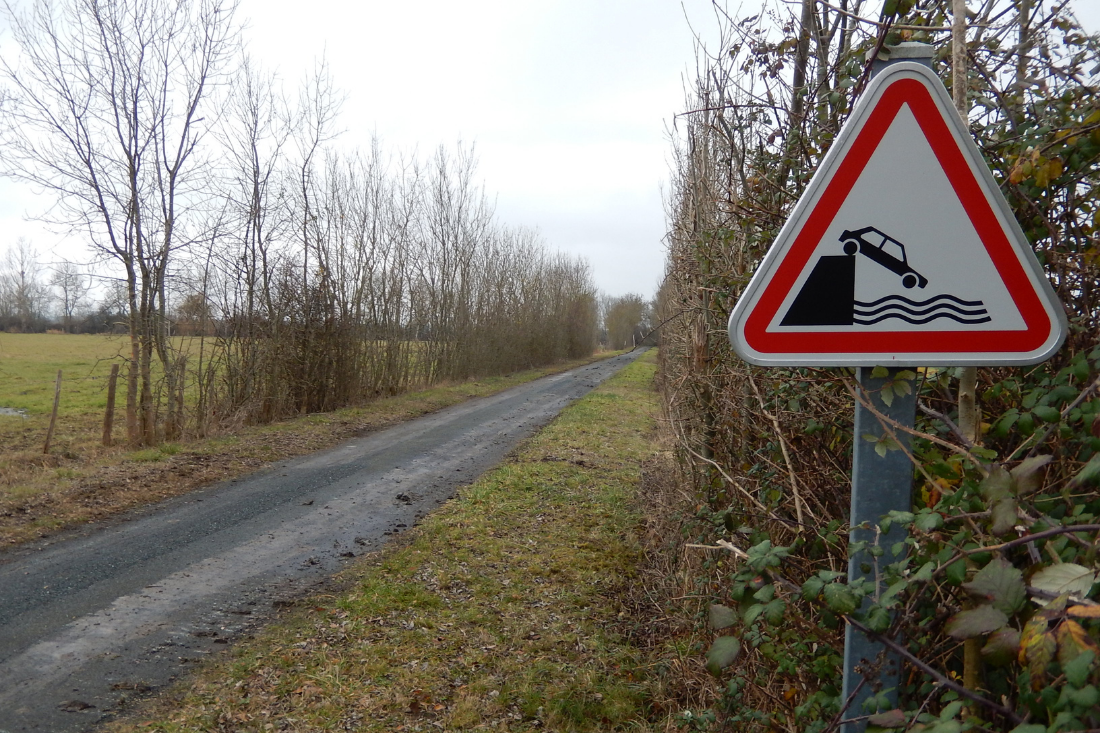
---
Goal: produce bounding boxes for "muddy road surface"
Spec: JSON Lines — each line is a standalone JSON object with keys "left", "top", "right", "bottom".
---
{"left": 0, "top": 350, "right": 644, "bottom": 732}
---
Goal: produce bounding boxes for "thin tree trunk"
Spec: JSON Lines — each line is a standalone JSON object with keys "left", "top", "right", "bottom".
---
{"left": 103, "top": 363, "right": 119, "bottom": 447}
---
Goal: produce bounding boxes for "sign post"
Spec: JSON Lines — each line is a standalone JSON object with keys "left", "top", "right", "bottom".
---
{"left": 841, "top": 45, "right": 932, "bottom": 730}
{"left": 726, "top": 41, "right": 1067, "bottom": 731}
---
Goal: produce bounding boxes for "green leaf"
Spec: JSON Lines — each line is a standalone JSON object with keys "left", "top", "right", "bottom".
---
{"left": 1011, "top": 454, "right": 1052, "bottom": 496}
{"left": 746, "top": 540, "right": 789, "bottom": 570}
{"left": 1032, "top": 405, "right": 1061, "bottom": 423}
{"left": 1072, "top": 454, "right": 1100, "bottom": 487}
{"left": 823, "top": 583, "right": 859, "bottom": 615}
{"left": 879, "top": 386, "right": 895, "bottom": 407}
{"left": 939, "top": 701, "right": 964, "bottom": 721}
{"left": 945, "top": 559, "right": 967, "bottom": 586}
{"left": 994, "top": 408, "right": 1020, "bottom": 437}
{"left": 963, "top": 557, "right": 1026, "bottom": 614}
{"left": 871, "top": 365, "right": 890, "bottom": 379}
{"left": 764, "top": 598, "right": 785, "bottom": 625}
{"left": 705, "top": 636, "right": 742, "bottom": 676}
{"left": 912, "top": 561, "right": 936, "bottom": 583}
{"left": 708, "top": 604, "right": 738, "bottom": 631}
{"left": 742, "top": 603, "right": 764, "bottom": 625}
{"left": 802, "top": 576, "right": 825, "bottom": 601}
{"left": 945, "top": 605, "right": 1008, "bottom": 639}
{"left": 1031, "top": 563, "right": 1097, "bottom": 598}
{"left": 1069, "top": 685, "right": 1099, "bottom": 707}
{"left": 981, "top": 627, "right": 1021, "bottom": 666}
{"left": 914, "top": 511, "right": 943, "bottom": 532}
{"left": 1009, "top": 725, "right": 1047, "bottom": 733}
{"left": 1063, "top": 649, "right": 1095, "bottom": 688}
{"left": 753, "top": 583, "right": 775, "bottom": 602}
{"left": 990, "top": 496, "right": 1019, "bottom": 536}
{"left": 866, "top": 605, "right": 892, "bottom": 632}
{"left": 880, "top": 580, "right": 907, "bottom": 608}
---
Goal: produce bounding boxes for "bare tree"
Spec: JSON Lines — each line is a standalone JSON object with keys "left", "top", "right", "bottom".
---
{"left": 50, "top": 260, "right": 88, "bottom": 332}
{"left": 0, "top": 0, "right": 241, "bottom": 444}
{"left": 0, "top": 238, "right": 49, "bottom": 332}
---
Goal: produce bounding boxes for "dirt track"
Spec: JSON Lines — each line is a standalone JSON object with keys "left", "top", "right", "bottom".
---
{"left": 0, "top": 350, "right": 643, "bottom": 732}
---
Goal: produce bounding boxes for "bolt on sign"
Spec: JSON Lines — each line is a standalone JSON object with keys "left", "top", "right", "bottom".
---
{"left": 727, "top": 61, "right": 1066, "bottom": 367}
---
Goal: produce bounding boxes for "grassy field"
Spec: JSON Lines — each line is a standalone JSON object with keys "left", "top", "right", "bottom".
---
{"left": 0, "top": 333, "right": 623, "bottom": 547}
{"left": 107, "top": 350, "right": 662, "bottom": 733}
{"left": 0, "top": 333, "right": 129, "bottom": 451}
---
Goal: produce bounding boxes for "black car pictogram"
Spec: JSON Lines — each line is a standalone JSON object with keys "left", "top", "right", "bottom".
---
{"left": 840, "top": 226, "right": 928, "bottom": 289}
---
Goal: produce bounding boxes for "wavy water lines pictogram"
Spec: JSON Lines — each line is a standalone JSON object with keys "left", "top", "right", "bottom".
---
{"left": 852, "top": 293, "right": 989, "bottom": 325}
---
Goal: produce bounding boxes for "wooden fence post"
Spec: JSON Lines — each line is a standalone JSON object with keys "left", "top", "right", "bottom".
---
{"left": 103, "top": 363, "right": 120, "bottom": 447}
{"left": 43, "top": 369, "right": 62, "bottom": 455}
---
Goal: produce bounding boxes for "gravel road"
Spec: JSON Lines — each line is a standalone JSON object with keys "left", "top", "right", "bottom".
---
{"left": 0, "top": 350, "right": 644, "bottom": 732}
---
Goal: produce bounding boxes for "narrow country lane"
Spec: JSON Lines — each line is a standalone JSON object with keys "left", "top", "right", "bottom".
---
{"left": 0, "top": 350, "right": 645, "bottom": 733}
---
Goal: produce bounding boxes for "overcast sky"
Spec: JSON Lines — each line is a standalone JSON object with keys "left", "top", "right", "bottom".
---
{"left": 2, "top": 1, "right": 1097, "bottom": 300}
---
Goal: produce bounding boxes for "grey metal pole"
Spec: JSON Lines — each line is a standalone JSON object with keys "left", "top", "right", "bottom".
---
{"left": 839, "top": 42, "right": 934, "bottom": 732}
{"left": 841, "top": 367, "right": 918, "bottom": 728}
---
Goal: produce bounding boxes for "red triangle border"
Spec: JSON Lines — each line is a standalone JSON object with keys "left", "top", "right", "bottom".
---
{"left": 743, "top": 77, "right": 1053, "bottom": 356}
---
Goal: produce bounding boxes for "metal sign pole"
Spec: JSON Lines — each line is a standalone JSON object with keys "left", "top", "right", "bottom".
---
{"left": 839, "top": 43, "right": 934, "bottom": 732}
{"left": 841, "top": 367, "right": 918, "bottom": 728}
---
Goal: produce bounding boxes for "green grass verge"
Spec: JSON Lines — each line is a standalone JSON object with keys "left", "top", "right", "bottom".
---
{"left": 109, "top": 350, "right": 660, "bottom": 733}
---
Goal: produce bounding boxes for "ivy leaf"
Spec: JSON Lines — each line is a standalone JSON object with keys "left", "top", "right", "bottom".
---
{"left": 708, "top": 604, "right": 738, "bottom": 631}
{"left": 705, "top": 636, "right": 742, "bottom": 676}
{"left": 981, "top": 627, "right": 1021, "bottom": 667}
{"left": 823, "top": 583, "right": 859, "bottom": 615}
{"left": 1010, "top": 454, "right": 1052, "bottom": 496}
{"left": 946, "top": 605, "right": 1009, "bottom": 639}
{"left": 1031, "top": 563, "right": 1097, "bottom": 599}
{"left": 963, "top": 557, "right": 1026, "bottom": 614}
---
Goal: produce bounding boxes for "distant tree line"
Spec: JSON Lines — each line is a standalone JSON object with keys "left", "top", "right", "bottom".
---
{"left": 0, "top": 0, "right": 598, "bottom": 446}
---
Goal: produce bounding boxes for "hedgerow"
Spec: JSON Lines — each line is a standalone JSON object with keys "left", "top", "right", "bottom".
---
{"left": 657, "top": 0, "right": 1100, "bottom": 730}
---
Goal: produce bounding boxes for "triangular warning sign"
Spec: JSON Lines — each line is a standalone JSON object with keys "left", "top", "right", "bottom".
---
{"left": 728, "top": 62, "right": 1066, "bottom": 366}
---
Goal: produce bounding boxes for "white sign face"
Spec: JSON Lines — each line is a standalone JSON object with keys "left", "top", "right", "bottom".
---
{"left": 727, "top": 62, "right": 1066, "bottom": 367}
